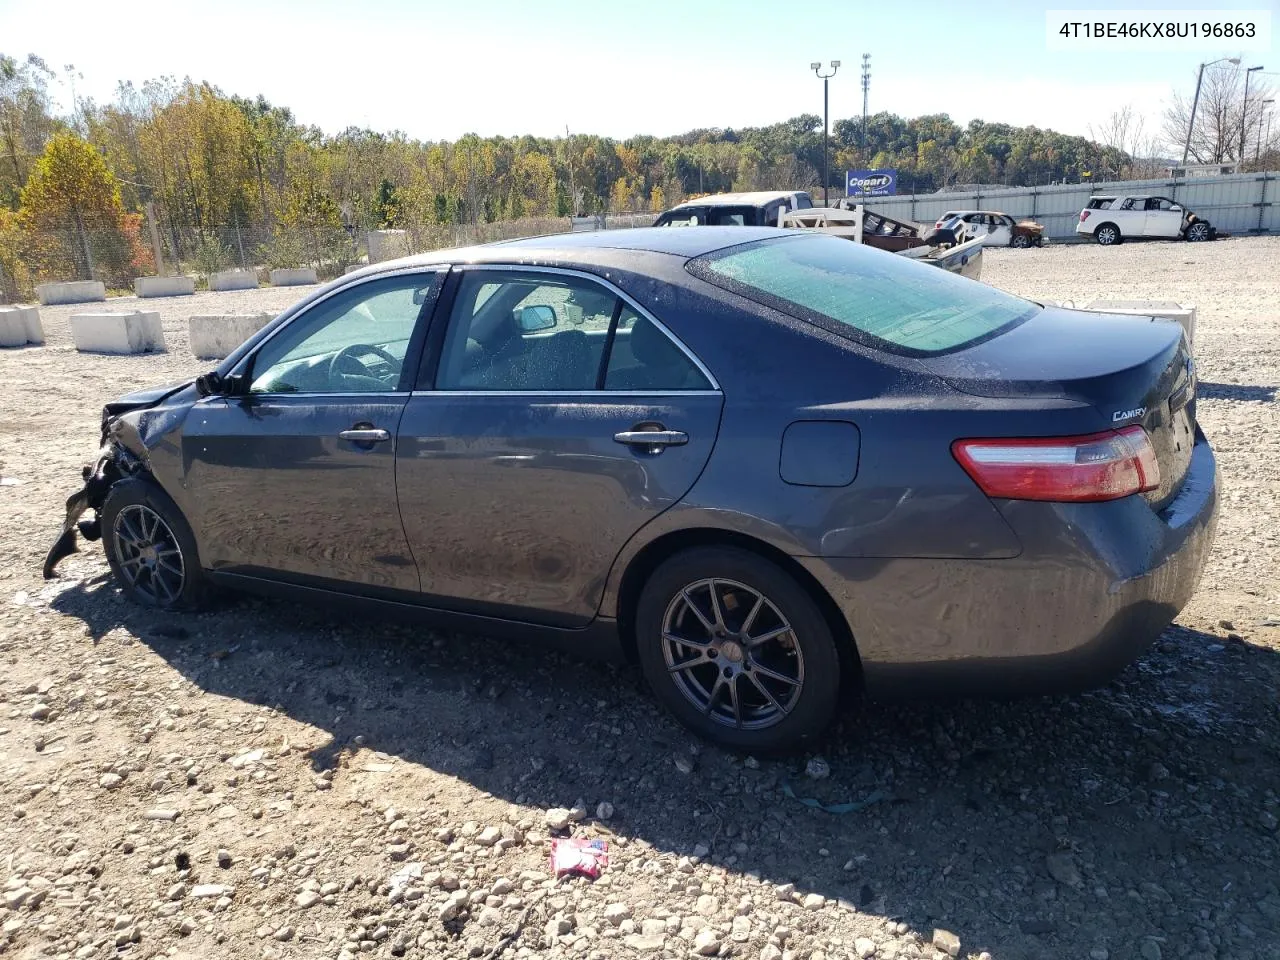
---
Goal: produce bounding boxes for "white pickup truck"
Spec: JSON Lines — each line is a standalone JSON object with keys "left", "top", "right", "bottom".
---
{"left": 1076, "top": 195, "right": 1217, "bottom": 246}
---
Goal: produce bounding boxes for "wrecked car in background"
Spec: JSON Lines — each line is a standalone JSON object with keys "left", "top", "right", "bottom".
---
{"left": 933, "top": 210, "right": 1047, "bottom": 248}
{"left": 1077, "top": 195, "right": 1218, "bottom": 246}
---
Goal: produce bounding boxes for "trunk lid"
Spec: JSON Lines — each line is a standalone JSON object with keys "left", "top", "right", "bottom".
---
{"left": 928, "top": 306, "right": 1196, "bottom": 509}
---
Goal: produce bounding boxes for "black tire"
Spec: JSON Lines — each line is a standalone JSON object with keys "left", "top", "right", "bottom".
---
{"left": 635, "top": 547, "right": 843, "bottom": 753}
{"left": 1094, "top": 223, "right": 1121, "bottom": 246}
{"left": 1185, "top": 221, "right": 1212, "bottom": 242}
{"left": 1011, "top": 234, "right": 1032, "bottom": 248}
{"left": 101, "top": 477, "right": 208, "bottom": 610}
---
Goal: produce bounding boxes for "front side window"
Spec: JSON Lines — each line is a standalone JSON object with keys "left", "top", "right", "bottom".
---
{"left": 249, "top": 273, "right": 440, "bottom": 394}
{"left": 691, "top": 235, "right": 1038, "bottom": 356}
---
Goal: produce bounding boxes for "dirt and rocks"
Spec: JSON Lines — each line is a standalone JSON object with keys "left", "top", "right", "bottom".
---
{"left": 0, "top": 238, "right": 1278, "bottom": 960}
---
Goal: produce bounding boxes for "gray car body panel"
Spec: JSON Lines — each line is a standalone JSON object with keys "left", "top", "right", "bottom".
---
{"left": 75, "top": 227, "right": 1218, "bottom": 697}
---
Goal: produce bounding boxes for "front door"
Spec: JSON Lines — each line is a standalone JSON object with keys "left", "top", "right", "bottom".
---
{"left": 396, "top": 267, "right": 724, "bottom": 626}
{"left": 182, "top": 270, "right": 445, "bottom": 592}
{"left": 986, "top": 215, "right": 1013, "bottom": 246}
{"left": 1143, "top": 197, "right": 1184, "bottom": 237}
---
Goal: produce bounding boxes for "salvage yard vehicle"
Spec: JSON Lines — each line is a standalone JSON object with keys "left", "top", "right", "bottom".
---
{"left": 933, "top": 210, "right": 1047, "bottom": 248}
{"left": 44, "top": 227, "right": 1218, "bottom": 753}
{"left": 1076, "top": 195, "right": 1218, "bottom": 246}
{"left": 652, "top": 190, "right": 813, "bottom": 227}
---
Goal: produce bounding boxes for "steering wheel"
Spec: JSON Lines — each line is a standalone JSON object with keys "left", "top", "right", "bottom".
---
{"left": 328, "top": 343, "right": 402, "bottom": 386}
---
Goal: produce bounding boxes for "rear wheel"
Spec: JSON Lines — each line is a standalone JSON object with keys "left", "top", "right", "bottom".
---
{"left": 1185, "top": 221, "right": 1212, "bottom": 242}
{"left": 1011, "top": 234, "right": 1032, "bottom": 248}
{"left": 102, "top": 478, "right": 207, "bottom": 610}
{"left": 1095, "top": 223, "right": 1121, "bottom": 246}
{"left": 635, "top": 547, "right": 842, "bottom": 753}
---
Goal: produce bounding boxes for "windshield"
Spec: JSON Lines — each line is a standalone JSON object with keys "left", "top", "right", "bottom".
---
{"left": 690, "top": 235, "right": 1039, "bottom": 355}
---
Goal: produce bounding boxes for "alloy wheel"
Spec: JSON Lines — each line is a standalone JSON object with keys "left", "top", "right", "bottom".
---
{"left": 1097, "top": 226, "right": 1118, "bottom": 245}
{"left": 113, "top": 504, "right": 186, "bottom": 604}
{"left": 661, "top": 578, "right": 804, "bottom": 730}
{"left": 1187, "top": 223, "right": 1210, "bottom": 241}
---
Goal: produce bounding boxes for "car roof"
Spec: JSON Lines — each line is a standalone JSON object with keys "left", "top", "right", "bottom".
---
{"left": 670, "top": 191, "right": 803, "bottom": 209}
{"left": 346, "top": 226, "right": 788, "bottom": 276}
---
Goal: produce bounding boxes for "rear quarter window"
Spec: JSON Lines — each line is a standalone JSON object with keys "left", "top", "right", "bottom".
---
{"left": 1087, "top": 198, "right": 1115, "bottom": 209}
{"left": 689, "top": 235, "right": 1038, "bottom": 356}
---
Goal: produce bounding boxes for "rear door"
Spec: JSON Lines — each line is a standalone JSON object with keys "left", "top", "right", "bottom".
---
{"left": 396, "top": 266, "right": 724, "bottom": 627}
{"left": 183, "top": 270, "right": 445, "bottom": 591}
{"left": 1114, "top": 197, "right": 1144, "bottom": 236}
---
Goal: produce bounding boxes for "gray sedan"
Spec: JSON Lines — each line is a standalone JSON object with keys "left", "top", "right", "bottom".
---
{"left": 45, "top": 227, "right": 1218, "bottom": 753}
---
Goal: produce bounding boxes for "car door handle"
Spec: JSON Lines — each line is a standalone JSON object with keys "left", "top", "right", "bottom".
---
{"left": 614, "top": 429, "right": 688, "bottom": 451}
{"left": 338, "top": 428, "right": 390, "bottom": 443}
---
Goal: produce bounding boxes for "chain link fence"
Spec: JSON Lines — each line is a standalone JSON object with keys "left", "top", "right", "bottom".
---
{"left": 0, "top": 211, "right": 660, "bottom": 304}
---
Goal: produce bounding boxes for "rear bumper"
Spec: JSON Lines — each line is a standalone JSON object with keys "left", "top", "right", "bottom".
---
{"left": 799, "top": 433, "right": 1218, "bottom": 699}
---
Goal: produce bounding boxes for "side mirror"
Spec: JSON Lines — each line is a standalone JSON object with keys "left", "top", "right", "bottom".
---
{"left": 514, "top": 304, "right": 557, "bottom": 333}
{"left": 1170, "top": 205, "right": 1183, "bottom": 212}
{"left": 195, "top": 371, "right": 248, "bottom": 397}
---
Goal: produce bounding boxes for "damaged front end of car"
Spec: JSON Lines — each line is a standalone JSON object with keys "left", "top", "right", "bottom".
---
{"left": 42, "top": 381, "right": 196, "bottom": 579}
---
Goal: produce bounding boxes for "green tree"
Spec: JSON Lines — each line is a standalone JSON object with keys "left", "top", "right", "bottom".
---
{"left": 19, "top": 132, "right": 135, "bottom": 283}
{"left": 0, "top": 53, "right": 57, "bottom": 210}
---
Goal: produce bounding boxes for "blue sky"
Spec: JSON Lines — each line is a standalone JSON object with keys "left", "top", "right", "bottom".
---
{"left": 1, "top": 0, "right": 1275, "bottom": 145}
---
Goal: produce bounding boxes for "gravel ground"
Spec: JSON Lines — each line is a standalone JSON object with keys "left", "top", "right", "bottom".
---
{"left": 1, "top": 239, "right": 1278, "bottom": 960}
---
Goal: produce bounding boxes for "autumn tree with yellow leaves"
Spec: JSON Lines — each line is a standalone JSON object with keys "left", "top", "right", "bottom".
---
{"left": 18, "top": 132, "right": 147, "bottom": 285}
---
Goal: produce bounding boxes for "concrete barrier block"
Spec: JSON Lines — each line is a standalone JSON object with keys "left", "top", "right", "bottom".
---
{"left": 189, "top": 313, "right": 272, "bottom": 359}
{"left": 368, "top": 229, "right": 410, "bottom": 263}
{"left": 70, "top": 311, "right": 166, "bottom": 354}
{"left": 208, "top": 269, "right": 260, "bottom": 292}
{"left": 270, "top": 267, "right": 318, "bottom": 286}
{"left": 135, "top": 275, "right": 196, "bottom": 298}
{"left": 0, "top": 306, "right": 43, "bottom": 347}
{"left": 1084, "top": 300, "right": 1197, "bottom": 350}
{"left": 36, "top": 280, "right": 106, "bottom": 306}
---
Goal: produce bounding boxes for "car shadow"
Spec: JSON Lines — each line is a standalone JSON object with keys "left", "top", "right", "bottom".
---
{"left": 49, "top": 580, "right": 1280, "bottom": 960}
{"left": 1198, "top": 381, "right": 1276, "bottom": 402}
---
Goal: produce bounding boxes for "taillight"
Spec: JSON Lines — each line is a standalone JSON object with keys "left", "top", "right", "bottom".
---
{"left": 1080, "top": 210, "right": 1091, "bottom": 222}
{"left": 952, "top": 427, "right": 1161, "bottom": 502}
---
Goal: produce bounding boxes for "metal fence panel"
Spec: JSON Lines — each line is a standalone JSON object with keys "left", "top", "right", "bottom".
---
{"left": 861, "top": 171, "right": 1280, "bottom": 239}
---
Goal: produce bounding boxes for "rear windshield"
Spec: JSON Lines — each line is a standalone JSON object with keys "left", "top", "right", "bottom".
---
{"left": 689, "top": 235, "right": 1038, "bottom": 355}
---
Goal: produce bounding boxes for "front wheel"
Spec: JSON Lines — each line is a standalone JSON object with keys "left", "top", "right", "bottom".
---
{"left": 1185, "top": 221, "right": 1212, "bottom": 242}
{"left": 1094, "top": 223, "right": 1121, "bottom": 246}
{"left": 1011, "top": 234, "right": 1032, "bottom": 249}
{"left": 101, "top": 478, "right": 208, "bottom": 610}
{"left": 635, "top": 547, "right": 843, "bottom": 753}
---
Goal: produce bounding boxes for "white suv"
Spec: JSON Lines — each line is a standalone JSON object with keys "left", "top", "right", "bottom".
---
{"left": 1076, "top": 195, "right": 1216, "bottom": 246}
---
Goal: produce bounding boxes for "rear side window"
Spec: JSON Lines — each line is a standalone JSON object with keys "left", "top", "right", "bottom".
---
{"left": 690, "top": 235, "right": 1038, "bottom": 356}
{"left": 1087, "top": 198, "right": 1114, "bottom": 209}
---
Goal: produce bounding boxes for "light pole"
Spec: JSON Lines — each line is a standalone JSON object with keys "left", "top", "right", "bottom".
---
{"left": 1241, "top": 65, "right": 1264, "bottom": 162}
{"left": 1261, "top": 100, "right": 1276, "bottom": 163}
{"left": 811, "top": 60, "right": 840, "bottom": 206}
{"left": 1183, "top": 57, "right": 1241, "bottom": 165}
